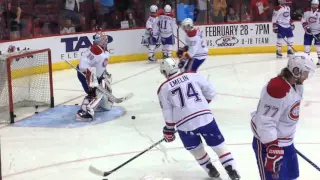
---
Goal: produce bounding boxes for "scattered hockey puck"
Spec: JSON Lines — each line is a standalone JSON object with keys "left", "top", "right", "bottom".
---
{"left": 75, "top": 103, "right": 79, "bottom": 106}
{"left": 35, "top": 105, "right": 38, "bottom": 109}
{"left": 131, "top": 116, "right": 135, "bottom": 120}
{"left": 35, "top": 112, "right": 38, "bottom": 114}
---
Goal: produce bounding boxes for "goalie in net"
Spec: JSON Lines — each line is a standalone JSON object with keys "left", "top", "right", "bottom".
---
{"left": 76, "top": 32, "right": 113, "bottom": 121}
{"left": 0, "top": 48, "right": 54, "bottom": 123}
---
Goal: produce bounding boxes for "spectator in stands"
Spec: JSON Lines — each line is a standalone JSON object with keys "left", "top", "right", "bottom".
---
{"left": 2, "top": 2, "right": 22, "bottom": 40}
{"left": 60, "top": 17, "right": 75, "bottom": 34}
{"left": 75, "top": 14, "right": 89, "bottom": 32}
{"left": 195, "top": 0, "right": 207, "bottom": 24}
{"left": 212, "top": 0, "right": 227, "bottom": 23}
{"left": 240, "top": 5, "right": 252, "bottom": 22}
{"left": 250, "top": 0, "right": 269, "bottom": 21}
{"left": 127, "top": 13, "right": 136, "bottom": 28}
{"left": 95, "top": 0, "right": 116, "bottom": 29}
{"left": 227, "top": 6, "right": 239, "bottom": 22}
{"left": 62, "top": 0, "right": 84, "bottom": 25}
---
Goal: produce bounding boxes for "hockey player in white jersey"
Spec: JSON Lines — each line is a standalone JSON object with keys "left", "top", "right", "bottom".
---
{"left": 76, "top": 32, "right": 113, "bottom": 121}
{"left": 272, "top": 0, "right": 295, "bottom": 58}
{"left": 159, "top": 5, "right": 175, "bottom": 59}
{"left": 251, "top": 52, "right": 316, "bottom": 180}
{"left": 177, "top": 18, "right": 208, "bottom": 72}
{"left": 157, "top": 58, "right": 240, "bottom": 180}
{"left": 144, "top": 5, "right": 160, "bottom": 62}
{"left": 302, "top": 0, "right": 320, "bottom": 66}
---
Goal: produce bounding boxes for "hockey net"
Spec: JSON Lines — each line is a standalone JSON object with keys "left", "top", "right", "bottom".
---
{"left": 0, "top": 49, "right": 54, "bottom": 124}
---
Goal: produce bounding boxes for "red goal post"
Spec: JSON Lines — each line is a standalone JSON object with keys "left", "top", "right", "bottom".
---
{"left": 0, "top": 48, "right": 54, "bottom": 124}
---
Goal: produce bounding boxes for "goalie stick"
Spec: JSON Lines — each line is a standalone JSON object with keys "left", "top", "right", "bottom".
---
{"left": 89, "top": 137, "right": 166, "bottom": 178}
{"left": 64, "top": 59, "right": 133, "bottom": 103}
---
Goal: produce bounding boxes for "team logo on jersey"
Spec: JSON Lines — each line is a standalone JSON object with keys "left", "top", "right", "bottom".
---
{"left": 283, "top": 12, "right": 290, "bottom": 17}
{"left": 288, "top": 101, "right": 300, "bottom": 121}
{"left": 308, "top": 17, "right": 317, "bottom": 23}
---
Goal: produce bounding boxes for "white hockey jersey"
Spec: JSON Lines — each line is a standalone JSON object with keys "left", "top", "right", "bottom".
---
{"left": 158, "top": 12, "right": 175, "bottom": 38}
{"left": 185, "top": 29, "right": 208, "bottom": 60}
{"left": 272, "top": 5, "right": 292, "bottom": 28}
{"left": 302, "top": 8, "right": 320, "bottom": 34}
{"left": 251, "top": 76, "right": 303, "bottom": 147}
{"left": 157, "top": 72, "right": 216, "bottom": 131}
{"left": 79, "top": 44, "right": 109, "bottom": 78}
{"left": 146, "top": 15, "right": 159, "bottom": 37}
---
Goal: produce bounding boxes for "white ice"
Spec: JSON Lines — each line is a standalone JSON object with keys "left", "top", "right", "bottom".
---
{"left": 0, "top": 53, "right": 320, "bottom": 180}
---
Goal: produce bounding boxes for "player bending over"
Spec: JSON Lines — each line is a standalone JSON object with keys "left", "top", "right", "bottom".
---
{"left": 251, "top": 52, "right": 316, "bottom": 180}
{"left": 76, "top": 32, "right": 113, "bottom": 121}
{"left": 144, "top": 5, "right": 160, "bottom": 62}
{"left": 177, "top": 18, "right": 208, "bottom": 72}
{"left": 157, "top": 58, "right": 240, "bottom": 180}
{"left": 302, "top": 0, "right": 320, "bottom": 66}
{"left": 272, "top": 0, "right": 295, "bottom": 58}
{"left": 159, "top": 5, "right": 175, "bottom": 59}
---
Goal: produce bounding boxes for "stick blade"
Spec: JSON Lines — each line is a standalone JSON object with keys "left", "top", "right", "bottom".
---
{"left": 115, "top": 92, "right": 134, "bottom": 103}
{"left": 89, "top": 165, "right": 110, "bottom": 176}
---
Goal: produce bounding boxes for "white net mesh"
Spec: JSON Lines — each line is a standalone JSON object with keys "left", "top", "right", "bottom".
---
{"left": 0, "top": 50, "right": 53, "bottom": 123}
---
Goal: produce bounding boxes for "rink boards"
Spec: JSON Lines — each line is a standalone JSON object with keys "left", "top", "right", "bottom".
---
{"left": 0, "top": 21, "right": 309, "bottom": 75}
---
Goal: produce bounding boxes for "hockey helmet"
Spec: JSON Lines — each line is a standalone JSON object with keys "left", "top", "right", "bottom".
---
{"left": 164, "top": 5, "right": 172, "bottom": 13}
{"left": 311, "top": 0, "right": 319, "bottom": 10}
{"left": 150, "top": 5, "right": 158, "bottom": 13}
{"left": 181, "top": 18, "right": 194, "bottom": 32}
{"left": 160, "top": 58, "right": 180, "bottom": 78}
{"left": 287, "top": 52, "right": 316, "bottom": 79}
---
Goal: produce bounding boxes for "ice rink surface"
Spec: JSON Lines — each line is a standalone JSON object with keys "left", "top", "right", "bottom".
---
{"left": 0, "top": 53, "right": 320, "bottom": 180}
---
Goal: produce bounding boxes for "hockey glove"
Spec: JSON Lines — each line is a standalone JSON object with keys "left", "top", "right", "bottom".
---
{"left": 163, "top": 126, "right": 176, "bottom": 142}
{"left": 272, "top": 23, "right": 278, "bottom": 33}
{"left": 303, "top": 23, "right": 311, "bottom": 34}
{"left": 176, "top": 46, "right": 189, "bottom": 58}
{"left": 290, "top": 23, "right": 295, "bottom": 31}
{"left": 178, "top": 59, "right": 187, "bottom": 69}
{"left": 265, "top": 140, "right": 284, "bottom": 172}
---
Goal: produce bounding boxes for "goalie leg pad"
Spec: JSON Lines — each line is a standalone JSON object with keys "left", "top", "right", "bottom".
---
{"left": 98, "top": 79, "right": 114, "bottom": 111}
{"left": 77, "top": 67, "right": 90, "bottom": 94}
{"left": 86, "top": 67, "right": 99, "bottom": 88}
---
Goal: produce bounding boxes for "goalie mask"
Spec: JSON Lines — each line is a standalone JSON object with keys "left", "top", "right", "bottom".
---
{"left": 287, "top": 52, "right": 316, "bottom": 79}
{"left": 93, "top": 32, "right": 108, "bottom": 49}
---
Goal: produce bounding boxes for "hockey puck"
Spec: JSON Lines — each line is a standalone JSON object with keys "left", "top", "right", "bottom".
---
{"left": 131, "top": 116, "right": 135, "bottom": 120}
{"left": 75, "top": 103, "right": 78, "bottom": 105}
{"left": 35, "top": 112, "right": 38, "bottom": 114}
{"left": 35, "top": 105, "right": 38, "bottom": 109}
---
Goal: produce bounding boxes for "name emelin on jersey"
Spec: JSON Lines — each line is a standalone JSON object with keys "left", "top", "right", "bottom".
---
{"left": 169, "top": 75, "right": 189, "bottom": 88}
{"left": 205, "top": 25, "right": 238, "bottom": 37}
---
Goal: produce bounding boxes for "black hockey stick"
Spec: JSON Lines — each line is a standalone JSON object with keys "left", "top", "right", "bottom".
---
{"left": 64, "top": 59, "right": 133, "bottom": 103}
{"left": 278, "top": 33, "right": 297, "bottom": 52}
{"left": 89, "top": 137, "right": 166, "bottom": 178}
{"left": 296, "top": 149, "right": 320, "bottom": 172}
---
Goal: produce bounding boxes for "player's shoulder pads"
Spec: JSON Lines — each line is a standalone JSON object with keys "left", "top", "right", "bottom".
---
{"left": 274, "top": 6, "right": 281, "bottom": 11}
{"left": 266, "top": 76, "right": 290, "bottom": 99}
